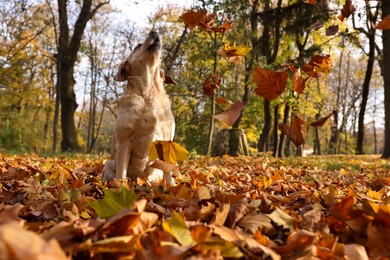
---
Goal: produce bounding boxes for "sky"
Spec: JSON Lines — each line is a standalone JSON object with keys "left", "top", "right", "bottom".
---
{"left": 110, "top": 0, "right": 193, "bottom": 27}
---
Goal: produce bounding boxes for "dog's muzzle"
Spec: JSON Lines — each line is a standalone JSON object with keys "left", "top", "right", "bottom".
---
{"left": 147, "top": 31, "right": 161, "bottom": 52}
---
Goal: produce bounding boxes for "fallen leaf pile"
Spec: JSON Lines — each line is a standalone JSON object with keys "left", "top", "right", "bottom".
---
{"left": 1, "top": 154, "right": 390, "bottom": 259}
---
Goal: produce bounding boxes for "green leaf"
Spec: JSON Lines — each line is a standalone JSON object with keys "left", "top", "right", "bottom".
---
{"left": 90, "top": 186, "right": 137, "bottom": 219}
{"left": 162, "top": 211, "right": 195, "bottom": 247}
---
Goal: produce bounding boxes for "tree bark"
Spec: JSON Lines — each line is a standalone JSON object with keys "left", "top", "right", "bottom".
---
{"left": 57, "top": 0, "right": 108, "bottom": 152}
{"left": 356, "top": 32, "right": 375, "bottom": 154}
{"left": 213, "top": 129, "right": 250, "bottom": 156}
{"left": 258, "top": 99, "right": 272, "bottom": 152}
{"left": 382, "top": 1, "right": 390, "bottom": 158}
{"left": 355, "top": 1, "right": 379, "bottom": 155}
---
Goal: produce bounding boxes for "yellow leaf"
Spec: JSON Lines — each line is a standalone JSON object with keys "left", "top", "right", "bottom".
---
{"left": 218, "top": 41, "right": 251, "bottom": 58}
{"left": 149, "top": 141, "right": 189, "bottom": 164}
{"left": 366, "top": 189, "right": 383, "bottom": 201}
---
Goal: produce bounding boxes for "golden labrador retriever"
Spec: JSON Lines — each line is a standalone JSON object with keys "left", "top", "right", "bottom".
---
{"left": 102, "top": 31, "right": 175, "bottom": 182}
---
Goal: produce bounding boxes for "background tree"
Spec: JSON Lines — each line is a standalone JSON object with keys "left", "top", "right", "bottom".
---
{"left": 56, "top": 0, "right": 109, "bottom": 152}
{"left": 382, "top": 1, "right": 390, "bottom": 158}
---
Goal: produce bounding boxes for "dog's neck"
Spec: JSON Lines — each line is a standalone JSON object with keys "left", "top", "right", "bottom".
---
{"left": 124, "top": 67, "right": 165, "bottom": 103}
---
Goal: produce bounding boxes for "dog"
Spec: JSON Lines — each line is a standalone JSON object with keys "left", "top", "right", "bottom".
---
{"left": 102, "top": 31, "right": 175, "bottom": 183}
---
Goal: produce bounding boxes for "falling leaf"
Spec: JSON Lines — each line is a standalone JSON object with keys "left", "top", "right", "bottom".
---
{"left": 90, "top": 186, "right": 137, "bottom": 219}
{"left": 293, "top": 69, "right": 310, "bottom": 94}
{"left": 162, "top": 211, "right": 195, "bottom": 247}
{"left": 373, "top": 15, "right": 390, "bottom": 30}
{"left": 326, "top": 25, "right": 339, "bottom": 36}
{"left": 278, "top": 115, "right": 306, "bottom": 147}
{"left": 310, "top": 111, "right": 335, "bottom": 127}
{"left": 337, "top": 0, "right": 356, "bottom": 22}
{"left": 253, "top": 67, "right": 289, "bottom": 100}
{"left": 203, "top": 74, "right": 221, "bottom": 95}
{"left": 211, "top": 18, "right": 232, "bottom": 33}
{"left": 215, "top": 97, "right": 230, "bottom": 104}
{"left": 213, "top": 101, "right": 245, "bottom": 127}
{"left": 218, "top": 41, "right": 252, "bottom": 59}
{"left": 149, "top": 140, "right": 189, "bottom": 164}
{"left": 302, "top": 54, "right": 332, "bottom": 77}
{"left": 181, "top": 10, "right": 206, "bottom": 30}
{"left": 303, "top": 0, "right": 317, "bottom": 5}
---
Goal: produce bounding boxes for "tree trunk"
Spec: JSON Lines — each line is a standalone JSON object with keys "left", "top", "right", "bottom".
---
{"left": 213, "top": 129, "right": 250, "bottom": 157}
{"left": 206, "top": 33, "right": 219, "bottom": 156}
{"left": 382, "top": 1, "right": 390, "bottom": 158}
{"left": 277, "top": 104, "right": 290, "bottom": 157}
{"left": 57, "top": 0, "right": 108, "bottom": 152}
{"left": 272, "top": 104, "right": 279, "bottom": 157}
{"left": 356, "top": 33, "right": 375, "bottom": 154}
{"left": 258, "top": 99, "right": 272, "bottom": 152}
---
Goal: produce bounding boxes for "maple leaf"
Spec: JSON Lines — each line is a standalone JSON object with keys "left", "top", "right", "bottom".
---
{"left": 217, "top": 41, "right": 252, "bottom": 60}
{"left": 149, "top": 140, "right": 189, "bottom": 164}
{"left": 213, "top": 101, "right": 245, "bottom": 127}
{"left": 203, "top": 73, "right": 221, "bottom": 95}
{"left": 253, "top": 67, "right": 289, "bottom": 100}
{"left": 293, "top": 69, "right": 310, "bottom": 94}
{"left": 181, "top": 10, "right": 206, "bottom": 30}
{"left": 373, "top": 15, "right": 390, "bottom": 30}
{"left": 278, "top": 115, "right": 306, "bottom": 147}
{"left": 302, "top": 54, "right": 332, "bottom": 77}
{"left": 211, "top": 18, "right": 232, "bottom": 33}
{"left": 310, "top": 111, "right": 336, "bottom": 127}
{"left": 337, "top": 0, "right": 356, "bottom": 22}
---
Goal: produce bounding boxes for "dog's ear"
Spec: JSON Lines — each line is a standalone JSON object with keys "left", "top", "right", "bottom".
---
{"left": 114, "top": 60, "right": 129, "bottom": 82}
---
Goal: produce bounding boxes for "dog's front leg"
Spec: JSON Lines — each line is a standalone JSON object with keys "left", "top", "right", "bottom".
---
{"left": 115, "top": 140, "right": 132, "bottom": 180}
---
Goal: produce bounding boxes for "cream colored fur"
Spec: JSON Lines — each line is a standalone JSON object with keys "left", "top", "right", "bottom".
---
{"left": 102, "top": 31, "right": 175, "bottom": 182}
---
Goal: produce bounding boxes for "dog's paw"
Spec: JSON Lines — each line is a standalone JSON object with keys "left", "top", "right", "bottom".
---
{"left": 102, "top": 160, "right": 116, "bottom": 182}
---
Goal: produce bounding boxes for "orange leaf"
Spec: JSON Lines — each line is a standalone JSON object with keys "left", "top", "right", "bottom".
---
{"left": 302, "top": 54, "right": 332, "bottom": 78}
{"left": 213, "top": 102, "right": 245, "bottom": 127}
{"left": 215, "top": 97, "right": 230, "bottom": 105}
{"left": 278, "top": 115, "right": 305, "bottom": 147}
{"left": 182, "top": 11, "right": 206, "bottom": 30}
{"left": 310, "top": 111, "right": 336, "bottom": 127}
{"left": 253, "top": 67, "right": 288, "bottom": 100}
{"left": 303, "top": 0, "right": 317, "bottom": 5}
{"left": 199, "top": 12, "right": 217, "bottom": 31}
{"left": 293, "top": 69, "right": 310, "bottom": 94}
{"left": 203, "top": 76, "right": 219, "bottom": 95}
{"left": 212, "top": 19, "right": 232, "bottom": 33}
{"left": 374, "top": 15, "right": 390, "bottom": 30}
{"left": 218, "top": 41, "right": 252, "bottom": 58}
{"left": 337, "top": 0, "right": 355, "bottom": 22}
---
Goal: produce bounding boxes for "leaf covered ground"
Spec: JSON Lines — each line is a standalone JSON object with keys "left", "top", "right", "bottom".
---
{"left": 0, "top": 154, "right": 390, "bottom": 259}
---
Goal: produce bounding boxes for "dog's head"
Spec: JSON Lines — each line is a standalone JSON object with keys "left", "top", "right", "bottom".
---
{"left": 114, "top": 31, "right": 162, "bottom": 82}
